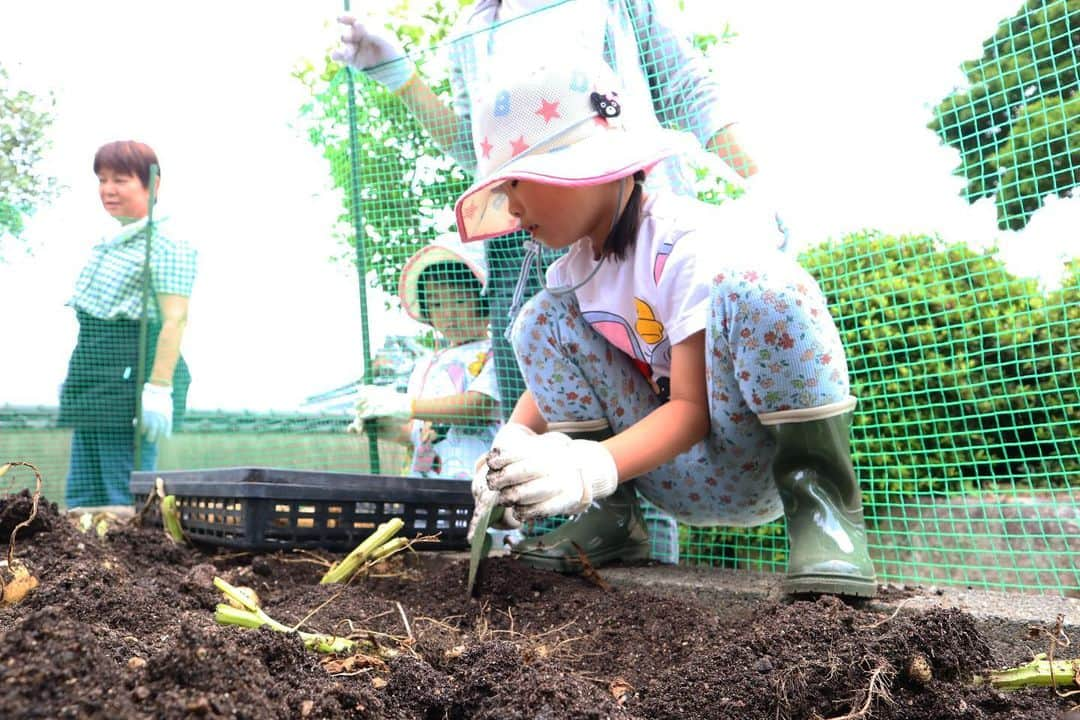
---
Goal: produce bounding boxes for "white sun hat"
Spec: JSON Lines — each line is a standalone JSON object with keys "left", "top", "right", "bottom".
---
{"left": 454, "top": 57, "right": 694, "bottom": 243}
{"left": 398, "top": 234, "right": 488, "bottom": 323}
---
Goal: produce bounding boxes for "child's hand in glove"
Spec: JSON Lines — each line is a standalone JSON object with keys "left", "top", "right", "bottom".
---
{"left": 332, "top": 16, "right": 415, "bottom": 92}
{"left": 467, "top": 453, "right": 522, "bottom": 541}
{"left": 350, "top": 385, "right": 413, "bottom": 428}
{"left": 486, "top": 430, "right": 618, "bottom": 520}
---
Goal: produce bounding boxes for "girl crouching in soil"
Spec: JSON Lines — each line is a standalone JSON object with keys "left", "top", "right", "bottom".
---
{"left": 459, "top": 59, "right": 876, "bottom": 597}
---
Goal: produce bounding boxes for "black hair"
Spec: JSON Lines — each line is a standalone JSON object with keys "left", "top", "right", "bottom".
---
{"left": 600, "top": 170, "right": 646, "bottom": 261}
{"left": 416, "top": 261, "right": 489, "bottom": 324}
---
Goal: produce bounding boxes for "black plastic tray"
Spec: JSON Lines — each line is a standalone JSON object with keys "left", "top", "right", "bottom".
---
{"left": 130, "top": 467, "right": 473, "bottom": 552}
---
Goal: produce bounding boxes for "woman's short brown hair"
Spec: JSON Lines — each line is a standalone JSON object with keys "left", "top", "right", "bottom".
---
{"left": 93, "top": 141, "right": 159, "bottom": 188}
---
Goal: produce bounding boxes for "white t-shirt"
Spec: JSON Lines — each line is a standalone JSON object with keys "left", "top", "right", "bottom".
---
{"left": 546, "top": 190, "right": 778, "bottom": 387}
{"left": 405, "top": 339, "right": 501, "bottom": 479}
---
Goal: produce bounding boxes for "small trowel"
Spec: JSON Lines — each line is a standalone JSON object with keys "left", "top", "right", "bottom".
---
{"left": 466, "top": 505, "right": 504, "bottom": 596}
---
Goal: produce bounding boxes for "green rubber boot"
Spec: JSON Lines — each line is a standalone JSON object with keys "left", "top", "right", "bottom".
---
{"left": 510, "top": 419, "right": 651, "bottom": 573}
{"left": 760, "top": 400, "right": 877, "bottom": 598}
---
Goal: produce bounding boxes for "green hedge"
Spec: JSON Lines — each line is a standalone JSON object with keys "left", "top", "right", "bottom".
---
{"left": 807, "top": 230, "right": 1079, "bottom": 498}
{"left": 684, "top": 231, "right": 1079, "bottom": 568}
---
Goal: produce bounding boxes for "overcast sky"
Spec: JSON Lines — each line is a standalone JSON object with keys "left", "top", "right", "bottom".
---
{"left": 0, "top": 0, "right": 1075, "bottom": 411}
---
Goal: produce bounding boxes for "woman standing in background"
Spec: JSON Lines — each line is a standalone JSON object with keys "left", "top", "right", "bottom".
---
{"left": 59, "top": 140, "right": 196, "bottom": 512}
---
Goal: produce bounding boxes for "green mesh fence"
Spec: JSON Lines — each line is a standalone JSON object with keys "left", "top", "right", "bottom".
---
{"left": 309, "top": 0, "right": 1079, "bottom": 590}
{"left": 2, "top": 0, "right": 1077, "bottom": 594}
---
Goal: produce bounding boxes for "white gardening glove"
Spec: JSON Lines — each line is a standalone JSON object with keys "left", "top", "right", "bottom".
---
{"left": 464, "top": 421, "right": 538, "bottom": 540}
{"left": 332, "top": 15, "right": 415, "bottom": 92}
{"left": 139, "top": 383, "right": 173, "bottom": 443}
{"left": 349, "top": 385, "right": 413, "bottom": 430}
{"left": 466, "top": 453, "right": 522, "bottom": 542}
{"left": 486, "top": 432, "right": 619, "bottom": 520}
{"left": 488, "top": 421, "right": 543, "bottom": 459}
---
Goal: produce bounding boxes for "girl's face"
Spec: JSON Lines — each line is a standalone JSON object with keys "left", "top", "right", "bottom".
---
{"left": 425, "top": 280, "right": 489, "bottom": 346}
{"left": 499, "top": 179, "right": 619, "bottom": 253}
{"left": 98, "top": 167, "right": 152, "bottom": 221}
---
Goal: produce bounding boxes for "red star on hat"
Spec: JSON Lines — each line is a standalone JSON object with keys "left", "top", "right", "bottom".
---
{"left": 509, "top": 135, "right": 529, "bottom": 156}
{"left": 536, "top": 98, "right": 561, "bottom": 123}
{"left": 480, "top": 136, "right": 493, "bottom": 159}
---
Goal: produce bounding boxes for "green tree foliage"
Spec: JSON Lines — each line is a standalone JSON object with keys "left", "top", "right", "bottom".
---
{"left": 0, "top": 65, "right": 59, "bottom": 257}
{"left": 293, "top": 0, "right": 472, "bottom": 297}
{"left": 929, "top": 0, "right": 1080, "bottom": 230}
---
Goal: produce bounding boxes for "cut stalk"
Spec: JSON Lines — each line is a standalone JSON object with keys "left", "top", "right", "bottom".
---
{"left": 369, "top": 536, "right": 409, "bottom": 561}
{"left": 973, "top": 654, "right": 1079, "bottom": 690}
{"left": 320, "top": 517, "right": 405, "bottom": 584}
{"left": 214, "top": 603, "right": 268, "bottom": 630}
{"left": 302, "top": 632, "right": 356, "bottom": 654}
{"left": 213, "top": 578, "right": 355, "bottom": 654}
{"left": 161, "top": 495, "right": 185, "bottom": 544}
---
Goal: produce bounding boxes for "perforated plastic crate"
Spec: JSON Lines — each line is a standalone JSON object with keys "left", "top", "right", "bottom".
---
{"left": 130, "top": 467, "right": 473, "bottom": 552}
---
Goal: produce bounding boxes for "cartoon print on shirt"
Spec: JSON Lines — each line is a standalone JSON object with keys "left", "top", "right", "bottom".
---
{"left": 582, "top": 299, "right": 669, "bottom": 367}
{"left": 634, "top": 297, "right": 664, "bottom": 345}
{"left": 653, "top": 240, "right": 674, "bottom": 284}
{"left": 468, "top": 349, "right": 491, "bottom": 378}
{"left": 582, "top": 310, "right": 645, "bottom": 362}
{"left": 444, "top": 363, "right": 466, "bottom": 393}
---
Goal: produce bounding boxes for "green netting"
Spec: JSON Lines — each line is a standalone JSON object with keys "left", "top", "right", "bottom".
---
{"left": 2, "top": 0, "right": 1077, "bottom": 594}
{"left": 929, "top": 0, "right": 1080, "bottom": 230}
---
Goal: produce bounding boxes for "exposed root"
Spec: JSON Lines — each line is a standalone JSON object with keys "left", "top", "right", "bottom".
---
{"left": 820, "top": 662, "right": 895, "bottom": 720}
{"left": 471, "top": 600, "right": 592, "bottom": 664}
{"left": 1038, "top": 615, "right": 1079, "bottom": 700}
{"left": 855, "top": 599, "right": 910, "bottom": 631}
{"left": 0, "top": 462, "right": 43, "bottom": 605}
{"left": 412, "top": 614, "right": 466, "bottom": 636}
{"left": 776, "top": 654, "right": 847, "bottom": 715}
{"left": 571, "top": 541, "right": 611, "bottom": 591}
{"left": 396, "top": 601, "right": 414, "bottom": 643}
{"left": 0, "top": 461, "right": 42, "bottom": 566}
{"left": 285, "top": 549, "right": 336, "bottom": 568}
{"left": 1046, "top": 616, "right": 1079, "bottom": 700}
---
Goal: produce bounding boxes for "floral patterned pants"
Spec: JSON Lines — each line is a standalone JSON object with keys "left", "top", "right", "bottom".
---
{"left": 509, "top": 260, "right": 851, "bottom": 526}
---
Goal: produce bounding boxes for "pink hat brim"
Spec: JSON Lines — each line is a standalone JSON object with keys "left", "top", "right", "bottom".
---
{"left": 454, "top": 127, "right": 690, "bottom": 243}
{"left": 398, "top": 242, "right": 488, "bottom": 322}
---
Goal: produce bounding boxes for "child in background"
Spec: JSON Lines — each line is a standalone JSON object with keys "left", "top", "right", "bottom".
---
{"left": 349, "top": 237, "right": 501, "bottom": 480}
{"left": 459, "top": 60, "right": 876, "bottom": 597}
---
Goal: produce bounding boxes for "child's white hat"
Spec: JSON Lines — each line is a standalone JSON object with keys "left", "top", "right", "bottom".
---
{"left": 398, "top": 233, "right": 488, "bottom": 322}
{"left": 454, "top": 58, "right": 691, "bottom": 243}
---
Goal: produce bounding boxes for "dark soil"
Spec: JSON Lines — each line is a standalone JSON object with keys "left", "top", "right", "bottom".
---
{"left": 0, "top": 488, "right": 1075, "bottom": 720}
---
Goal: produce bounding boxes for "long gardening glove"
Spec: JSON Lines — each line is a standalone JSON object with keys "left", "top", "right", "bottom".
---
{"left": 139, "top": 383, "right": 173, "bottom": 443}
{"left": 486, "top": 431, "right": 619, "bottom": 520}
{"left": 332, "top": 15, "right": 415, "bottom": 92}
